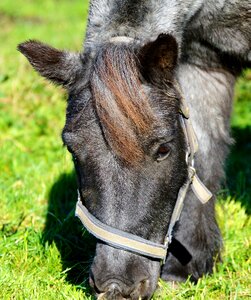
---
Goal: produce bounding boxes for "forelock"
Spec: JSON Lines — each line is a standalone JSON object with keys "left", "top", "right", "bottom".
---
{"left": 90, "top": 44, "right": 155, "bottom": 165}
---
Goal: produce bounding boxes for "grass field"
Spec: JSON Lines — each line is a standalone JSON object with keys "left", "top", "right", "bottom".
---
{"left": 0, "top": 1, "right": 250, "bottom": 299}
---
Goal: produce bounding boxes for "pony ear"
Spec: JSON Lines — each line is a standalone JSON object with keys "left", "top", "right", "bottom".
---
{"left": 18, "top": 40, "right": 84, "bottom": 89}
{"left": 138, "top": 34, "right": 178, "bottom": 78}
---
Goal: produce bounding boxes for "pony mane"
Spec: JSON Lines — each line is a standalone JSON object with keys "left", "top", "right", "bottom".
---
{"left": 91, "top": 44, "right": 155, "bottom": 165}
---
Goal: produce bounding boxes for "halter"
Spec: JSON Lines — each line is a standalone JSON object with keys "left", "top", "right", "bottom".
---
{"left": 75, "top": 78, "right": 212, "bottom": 263}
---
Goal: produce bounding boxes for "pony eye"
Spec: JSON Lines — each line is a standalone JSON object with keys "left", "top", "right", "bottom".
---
{"left": 156, "top": 143, "right": 171, "bottom": 161}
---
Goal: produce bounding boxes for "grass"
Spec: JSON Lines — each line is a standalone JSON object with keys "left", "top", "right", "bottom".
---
{"left": 0, "top": 1, "right": 250, "bottom": 299}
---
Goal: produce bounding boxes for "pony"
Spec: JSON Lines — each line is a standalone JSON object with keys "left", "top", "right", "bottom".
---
{"left": 18, "top": 0, "right": 251, "bottom": 299}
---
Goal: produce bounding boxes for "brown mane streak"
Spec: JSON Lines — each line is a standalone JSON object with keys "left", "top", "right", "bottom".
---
{"left": 91, "top": 44, "right": 155, "bottom": 165}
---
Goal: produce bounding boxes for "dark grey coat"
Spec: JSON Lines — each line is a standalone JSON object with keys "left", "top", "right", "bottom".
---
{"left": 18, "top": 1, "right": 251, "bottom": 299}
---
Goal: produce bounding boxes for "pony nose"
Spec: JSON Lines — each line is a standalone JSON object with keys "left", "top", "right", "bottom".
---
{"left": 90, "top": 276, "right": 150, "bottom": 300}
{"left": 97, "top": 283, "right": 124, "bottom": 300}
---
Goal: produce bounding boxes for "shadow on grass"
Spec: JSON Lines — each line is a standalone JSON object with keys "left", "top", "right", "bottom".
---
{"left": 42, "top": 171, "right": 96, "bottom": 297}
{"left": 225, "top": 125, "right": 251, "bottom": 214}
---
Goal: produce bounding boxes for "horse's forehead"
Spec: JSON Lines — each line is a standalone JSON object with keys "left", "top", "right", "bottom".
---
{"left": 64, "top": 44, "right": 180, "bottom": 164}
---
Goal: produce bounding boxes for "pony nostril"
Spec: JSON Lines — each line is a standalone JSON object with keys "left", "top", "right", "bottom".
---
{"left": 90, "top": 269, "right": 150, "bottom": 299}
{"left": 98, "top": 285, "right": 125, "bottom": 300}
{"left": 130, "top": 278, "right": 150, "bottom": 299}
{"left": 108, "top": 283, "right": 122, "bottom": 293}
{"left": 89, "top": 274, "right": 103, "bottom": 294}
{"left": 90, "top": 275, "right": 124, "bottom": 296}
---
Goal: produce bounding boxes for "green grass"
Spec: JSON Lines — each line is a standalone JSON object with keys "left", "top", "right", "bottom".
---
{"left": 0, "top": 1, "right": 250, "bottom": 299}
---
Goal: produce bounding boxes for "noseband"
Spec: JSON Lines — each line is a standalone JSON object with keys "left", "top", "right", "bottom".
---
{"left": 75, "top": 76, "right": 212, "bottom": 263}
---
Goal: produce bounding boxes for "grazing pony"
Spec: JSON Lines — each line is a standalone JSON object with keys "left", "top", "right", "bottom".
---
{"left": 18, "top": 0, "right": 251, "bottom": 299}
